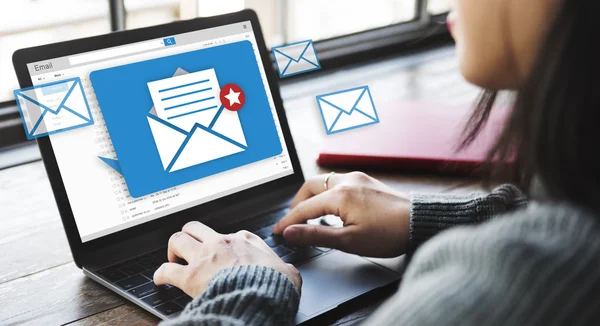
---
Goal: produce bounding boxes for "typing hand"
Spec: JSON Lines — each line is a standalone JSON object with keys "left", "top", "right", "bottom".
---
{"left": 273, "top": 172, "right": 410, "bottom": 258}
{"left": 154, "top": 222, "right": 302, "bottom": 298}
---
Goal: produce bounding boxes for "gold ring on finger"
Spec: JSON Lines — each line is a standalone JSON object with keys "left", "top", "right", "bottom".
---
{"left": 324, "top": 172, "right": 336, "bottom": 191}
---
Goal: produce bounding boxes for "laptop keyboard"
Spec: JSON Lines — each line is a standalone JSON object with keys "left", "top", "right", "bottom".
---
{"left": 96, "top": 219, "right": 331, "bottom": 316}
{"left": 97, "top": 250, "right": 191, "bottom": 316}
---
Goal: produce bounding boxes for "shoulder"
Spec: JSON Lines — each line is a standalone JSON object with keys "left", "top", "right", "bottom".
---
{"left": 404, "top": 203, "right": 600, "bottom": 325}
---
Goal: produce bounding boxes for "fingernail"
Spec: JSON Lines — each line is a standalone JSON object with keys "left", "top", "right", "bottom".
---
{"left": 284, "top": 227, "right": 299, "bottom": 242}
{"left": 153, "top": 265, "right": 162, "bottom": 280}
{"left": 170, "top": 232, "right": 181, "bottom": 241}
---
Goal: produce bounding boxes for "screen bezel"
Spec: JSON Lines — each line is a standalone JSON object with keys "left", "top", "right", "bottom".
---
{"left": 12, "top": 9, "right": 304, "bottom": 266}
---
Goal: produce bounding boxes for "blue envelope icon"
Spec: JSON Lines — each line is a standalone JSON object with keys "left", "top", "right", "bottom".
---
{"left": 13, "top": 77, "right": 93, "bottom": 139}
{"left": 272, "top": 40, "right": 321, "bottom": 78}
{"left": 316, "top": 86, "right": 380, "bottom": 135}
{"left": 90, "top": 40, "right": 282, "bottom": 198}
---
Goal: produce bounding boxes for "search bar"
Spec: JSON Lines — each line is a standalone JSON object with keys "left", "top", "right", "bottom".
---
{"left": 69, "top": 39, "right": 172, "bottom": 66}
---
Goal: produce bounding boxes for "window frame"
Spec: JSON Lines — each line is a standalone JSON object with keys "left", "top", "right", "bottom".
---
{"left": 0, "top": 0, "right": 450, "bottom": 149}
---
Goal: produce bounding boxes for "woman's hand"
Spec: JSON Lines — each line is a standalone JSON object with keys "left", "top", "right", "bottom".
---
{"left": 154, "top": 221, "right": 302, "bottom": 298}
{"left": 273, "top": 172, "right": 410, "bottom": 258}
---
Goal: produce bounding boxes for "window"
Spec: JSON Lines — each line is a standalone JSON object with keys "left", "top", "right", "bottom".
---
{"left": 126, "top": 0, "right": 450, "bottom": 47}
{"left": 429, "top": 0, "right": 451, "bottom": 14}
{"left": 0, "top": 0, "right": 111, "bottom": 149}
{"left": 0, "top": 0, "right": 110, "bottom": 103}
{"left": 285, "top": 0, "right": 417, "bottom": 42}
{"left": 125, "top": 0, "right": 181, "bottom": 30}
{"left": 0, "top": 0, "right": 450, "bottom": 150}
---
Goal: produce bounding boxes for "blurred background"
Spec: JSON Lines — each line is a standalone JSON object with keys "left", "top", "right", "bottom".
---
{"left": 0, "top": 0, "right": 449, "bottom": 153}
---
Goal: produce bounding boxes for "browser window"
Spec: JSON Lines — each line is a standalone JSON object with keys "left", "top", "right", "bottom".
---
{"left": 26, "top": 21, "right": 293, "bottom": 242}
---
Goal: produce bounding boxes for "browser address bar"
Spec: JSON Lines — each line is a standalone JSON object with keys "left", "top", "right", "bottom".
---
{"left": 69, "top": 37, "right": 176, "bottom": 66}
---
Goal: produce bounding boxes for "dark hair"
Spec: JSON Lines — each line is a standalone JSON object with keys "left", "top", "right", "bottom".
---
{"left": 461, "top": 1, "right": 600, "bottom": 211}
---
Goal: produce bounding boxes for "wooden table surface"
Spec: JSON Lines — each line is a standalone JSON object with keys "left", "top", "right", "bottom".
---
{"left": 0, "top": 45, "right": 485, "bottom": 326}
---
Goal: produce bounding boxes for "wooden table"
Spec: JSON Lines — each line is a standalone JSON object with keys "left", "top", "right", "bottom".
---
{"left": 0, "top": 45, "right": 485, "bottom": 325}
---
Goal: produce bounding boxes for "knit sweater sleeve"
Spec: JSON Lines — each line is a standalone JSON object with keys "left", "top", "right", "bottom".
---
{"left": 365, "top": 204, "right": 600, "bottom": 325}
{"left": 408, "top": 183, "right": 527, "bottom": 253}
{"left": 161, "top": 265, "right": 299, "bottom": 326}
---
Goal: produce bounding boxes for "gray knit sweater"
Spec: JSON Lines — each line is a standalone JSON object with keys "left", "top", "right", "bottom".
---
{"left": 164, "top": 185, "right": 600, "bottom": 325}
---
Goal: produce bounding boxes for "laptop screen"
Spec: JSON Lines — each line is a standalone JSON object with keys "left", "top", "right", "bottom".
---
{"left": 24, "top": 21, "right": 294, "bottom": 242}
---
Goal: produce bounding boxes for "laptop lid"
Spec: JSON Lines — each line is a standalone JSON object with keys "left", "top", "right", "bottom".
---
{"left": 12, "top": 10, "right": 304, "bottom": 268}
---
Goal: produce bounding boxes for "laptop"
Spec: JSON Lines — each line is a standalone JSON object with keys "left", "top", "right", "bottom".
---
{"left": 12, "top": 10, "right": 401, "bottom": 324}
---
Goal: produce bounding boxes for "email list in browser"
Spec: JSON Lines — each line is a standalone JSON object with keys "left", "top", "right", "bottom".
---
{"left": 25, "top": 21, "right": 293, "bottom": 243}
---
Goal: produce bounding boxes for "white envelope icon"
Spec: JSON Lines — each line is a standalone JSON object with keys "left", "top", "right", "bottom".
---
{"left": 316, "top": 86, "right": 380, "bottom": 135}
{"left": 14, "top": 77, "right": 93, "bottom": 139}
{"left": 272, "top": 40, "right": 321, "bottom": 78}
{"left": 146, "top": 68, "right": 247, "bottom": 173}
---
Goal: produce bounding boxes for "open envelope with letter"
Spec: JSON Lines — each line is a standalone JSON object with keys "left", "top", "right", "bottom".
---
{"left": 13, "top": 77, "right": 93, "bottom": 139}
{"left": 90, "top": 40, "right": 282, "bottom": 198}
{"left": 316, "top": 85, "right": 380, "bottom": 135}
{"left": 146, "top": 68, "right": 247, "bottom": 173}
{"left": 272, "top": 40, "right": 321, "bottom": 78}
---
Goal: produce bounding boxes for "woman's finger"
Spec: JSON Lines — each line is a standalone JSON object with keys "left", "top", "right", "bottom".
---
{"left": 273, "top": 191, "right": 340, "bottom": 234}
{"left": 182, "top": 221, "right": 219, "bottom": 243}
{"left": 167, "top": 231, "right": 202, "bottom": 263}
{"left": 282, "top": 224, "right": 352, "bottom": 250}
{"left": 290, "top": 173, "right": 342, "bottom": 208}
{"left": 153, "top": 262, "right": 187, "bottom": 288}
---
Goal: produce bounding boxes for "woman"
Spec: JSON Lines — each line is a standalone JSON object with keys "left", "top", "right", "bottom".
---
{"left": 155, "top": 0, "right": 600, "bottom": 324}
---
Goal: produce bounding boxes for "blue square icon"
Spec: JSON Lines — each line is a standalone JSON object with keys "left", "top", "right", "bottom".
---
{"left": 316, "top": 86, "right": 379, "bottom": 135}
{"left": 13, "top": 77, "right": 94, "bottom": 139}
{"left": 272, "top": 40, "right": 320, "bottom": 78}
{"left": 163, "top": 37, "right": 176, "bottom": 46}
{"left": 90, "top": 41, "right": 282, "bottom": 198}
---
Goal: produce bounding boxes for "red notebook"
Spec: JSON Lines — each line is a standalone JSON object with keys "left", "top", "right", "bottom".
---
{"left": 317, "top": 100, "right": 509, "bottom": 175}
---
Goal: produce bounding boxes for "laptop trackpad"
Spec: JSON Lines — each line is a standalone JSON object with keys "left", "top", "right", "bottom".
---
{"left": 296, "top": 250, "right": 400, "bottom": 318}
